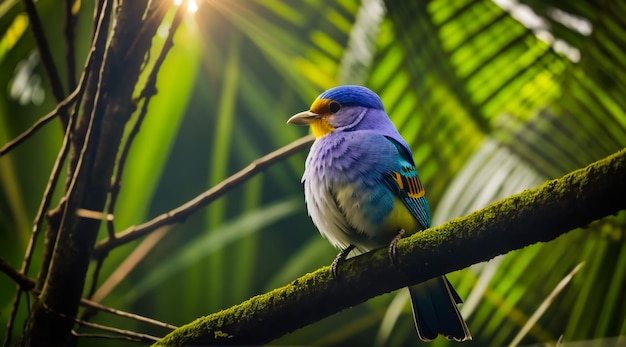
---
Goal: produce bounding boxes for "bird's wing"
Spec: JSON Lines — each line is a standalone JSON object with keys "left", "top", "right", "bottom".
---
{"left": 383, "top": 136, "right": 431, "bottom": 229}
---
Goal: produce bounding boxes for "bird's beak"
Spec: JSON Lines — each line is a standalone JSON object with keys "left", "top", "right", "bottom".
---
{"left": 287, "top": 110, "right": 321, "bottom": 125}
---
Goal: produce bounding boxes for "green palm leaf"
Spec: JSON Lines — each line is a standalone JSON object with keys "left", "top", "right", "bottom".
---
{"left": 1, "top": 0, "right": 624, "bottom": 345}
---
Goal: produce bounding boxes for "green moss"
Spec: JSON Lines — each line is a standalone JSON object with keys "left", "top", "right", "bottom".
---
{"left": 214, "top": 330, "right": 232, "bottom": 339}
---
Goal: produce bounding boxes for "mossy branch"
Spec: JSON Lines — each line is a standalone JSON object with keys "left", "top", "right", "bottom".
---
{"left": 155, "top": 148, "right": 626, "bottom": 346}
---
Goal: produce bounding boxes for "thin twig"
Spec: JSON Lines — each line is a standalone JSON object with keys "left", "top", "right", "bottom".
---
{"left": 0, "top": 258, "right": 35, "bottom": 290}
{"left": 86, "top": 258, "right": 105, "bottom": 299}
{"left": 80, "top": 296, "right": 178, "bottom": 330}
{"left": 72, "top": 319, "right": 159, "bottom": 343}
{"left": 0, "top": 257, "right": 30, "bottom": 346}
{"left": 91, "top": 0, "right": 106, "bottom": 40}
{"left": 21, "top": 104, "right": 75, "bottom": 277}
{"left": 65, "top": 0, "right": 112, "bottom": 186}
{"left": 22, "top": 0, "right": 67, "bottom": 126}
{"left": 2, "top": 256, "right": 34, "bottom": 347}
{"left": 93, "top": 135, "right": 314, "bottom": 258}
{"left": 3, "top": 96, "right": 77, "bottom": 346}
{"left": 2, "top": 289, "right": 21, "bottom": 347}
{"left": 106, "top": 0, "right": 187, "bottom": 239}
{"left": 0, "top": 256, "right": 176, "bottom": 331}
{"left": 0, "top": 91, "right": 78, "bottom": 156}
{"left": 71, "top": 330, "right": 144, "bottom": 343}
{"left": 64, "top": 0, "right": 78, "bottom": 90}
{"left": 38, "top": 302, "right": 160, "bottom": 343}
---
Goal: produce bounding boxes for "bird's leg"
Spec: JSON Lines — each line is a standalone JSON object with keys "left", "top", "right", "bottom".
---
{"left": 388, "top": 229, "right": 406, "bottom": 270}
{"left": 331, "top": 244, "right": 356, "bottom": 279}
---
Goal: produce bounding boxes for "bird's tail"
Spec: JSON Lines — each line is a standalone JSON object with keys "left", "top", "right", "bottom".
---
{"left": 408, "top": 276, "right": 471, "bottom": 342}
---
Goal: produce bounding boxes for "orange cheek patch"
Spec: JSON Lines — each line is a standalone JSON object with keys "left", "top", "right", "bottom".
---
{"left": 310, "top": 97, "right": 330, "bottom": 114}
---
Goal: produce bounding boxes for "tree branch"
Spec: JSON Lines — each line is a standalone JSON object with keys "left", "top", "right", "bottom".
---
{"left": 105, "top": 0, "right": 188, "bottom": 240}
{"left": 0, "top": 256, "right": 176, "bottom": 332}
{"left": 25, "top": 2, "right": 174, "bottom": 346}
{"left": 92, "top": 135, "right": 315, "bottom": 258}
{"left": 0, "top": 258, "right": 35, "bottom": 290}
{"left": 22, "top": 0, "right": 68, "bottom": 126}
{"left": 45, "top": 309, "right": 160, "bottom": 343}
{"left": 64, "top": 0, "right": 78, "bottom": 90}
{"left": 154, "top": 148, "right": 626, "bottom": 346}
{"left": 0, "top": 91, "right": 78, "bottom": 156}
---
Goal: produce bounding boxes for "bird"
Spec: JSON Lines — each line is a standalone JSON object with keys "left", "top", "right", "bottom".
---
{"left": 287, "top": 85, "right": 471, "bottom": 342}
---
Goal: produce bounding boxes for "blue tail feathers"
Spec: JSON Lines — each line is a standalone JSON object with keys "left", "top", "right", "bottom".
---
{"left": 408, "top": 276, "right": 471, "bottom": 341}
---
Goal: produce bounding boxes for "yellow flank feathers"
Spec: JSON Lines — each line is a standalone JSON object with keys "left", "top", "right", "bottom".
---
{"left": 310, "top": 119, "right": 334, "bottom": 138}
{"left": 382, "top": 197, "right": 421, "bottom": 235}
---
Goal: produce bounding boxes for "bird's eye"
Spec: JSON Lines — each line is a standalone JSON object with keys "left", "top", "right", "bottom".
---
{"left": 329, "top": 101, "right": 341, "bottom": 113}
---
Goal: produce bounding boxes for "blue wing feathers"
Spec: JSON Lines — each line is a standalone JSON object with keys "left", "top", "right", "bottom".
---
{"left": 383, "top": 136, "right": 431, "bottom": 229}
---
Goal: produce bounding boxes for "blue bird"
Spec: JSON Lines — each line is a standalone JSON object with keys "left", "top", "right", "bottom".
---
{"left": 288, "top": 85, "right": 471, "bottom": 341}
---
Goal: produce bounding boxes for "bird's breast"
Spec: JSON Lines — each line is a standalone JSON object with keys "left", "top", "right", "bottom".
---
{"left": 303, "top": 134, "right": 418, "bottom": 250}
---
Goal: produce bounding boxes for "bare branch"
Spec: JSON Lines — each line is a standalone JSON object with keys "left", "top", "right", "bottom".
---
{"left": 0, "top": 91, "right": 77, "bottom": 156}
{"left": 53, "top": 310, "right": 160, "bottom": 343}
{"left": 25, "top": 1, "right": 175, "bottom": 344}
{"left": 92, "top": 135, "right": 315, "bottom": 258}
{"left": 154, "top": 149, "right": 626, "bottom": 346}
{"left": 64, "top": 0, "right": 78, "bottom": 90}
{"left": 0, "top": 258, "right": 35, "bottom": 290}
{"left": 3, "top": 92, "right": 76, "bottom": 347}
{"left": 22, "top": 0, "right": 67, "bottom": 125}
{"left": 86, "top": 258, "right": 105, "bottom": 299}
{"left": 79, "top": 297, "right": 178, "bottom": 330}
{"left": 65, "top": 0, "right": 112, "bottom": 185}
{"left": 71, "top": 330, "right": 144, "bottom": 343}
{"left": 23, "top": 108, "right": 74, "bottom": 277}
{"left": 1, "top": 256, "right": 34, "bottom": 347}
{"left": 106, "top": 0, "right": 188, "bottom": 240}
{"left": 2, "top": 290, "right": 22, "bottom": 347}
{"left": 30, "top": 0, "right": 112, "bottom": 302}
{"left": 0, "top": 256, "right": 175, "bottom": 337}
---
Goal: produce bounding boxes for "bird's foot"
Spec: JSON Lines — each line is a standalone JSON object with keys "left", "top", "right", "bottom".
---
{"left": 388, "top": 229, "right": 406, "bottom": 271}
{"left": 331, "top": 244, "right": 355, "bottom": 279}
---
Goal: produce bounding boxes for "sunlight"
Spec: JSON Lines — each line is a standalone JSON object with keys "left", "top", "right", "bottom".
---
{"left": 174, "top": 0, "right": 198, "bottom": 14}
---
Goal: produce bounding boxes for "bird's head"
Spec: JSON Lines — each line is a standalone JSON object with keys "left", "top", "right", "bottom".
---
{"left": 287, "top": 85, "right": 386, "bottom": 138}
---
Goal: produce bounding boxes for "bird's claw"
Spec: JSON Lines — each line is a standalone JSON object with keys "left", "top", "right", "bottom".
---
{"left": 388, "top": 229, "right": 406, "bottom": 271}
{"left": 331, "top": 244, "right": 355, "bottom": 280}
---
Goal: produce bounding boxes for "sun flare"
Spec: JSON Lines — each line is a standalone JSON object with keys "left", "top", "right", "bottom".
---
{"left": 174, "top": 0, "right": 198, "bottom": 14}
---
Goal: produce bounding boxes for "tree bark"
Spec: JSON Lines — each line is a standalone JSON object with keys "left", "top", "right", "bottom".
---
{"left": 154, "top": 148, "right": 626, "bottom": 346}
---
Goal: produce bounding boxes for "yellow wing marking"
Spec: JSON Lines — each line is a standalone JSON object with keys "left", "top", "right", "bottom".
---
{"left": 390, "top": 172, "right": 425, "bottom": 199}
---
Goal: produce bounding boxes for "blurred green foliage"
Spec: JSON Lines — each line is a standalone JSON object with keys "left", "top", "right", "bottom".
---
{"left": 1, "top": 0, "right": 625, "bottom": 346}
